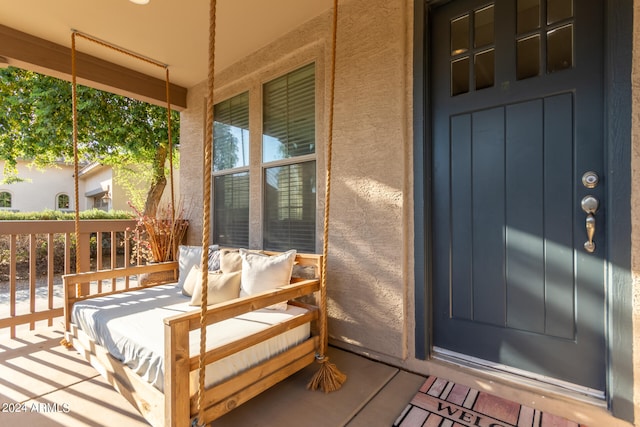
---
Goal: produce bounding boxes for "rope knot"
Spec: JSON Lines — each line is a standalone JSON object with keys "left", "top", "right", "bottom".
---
{"left": 307, "top": 353, "right": 346, "bottom": 393}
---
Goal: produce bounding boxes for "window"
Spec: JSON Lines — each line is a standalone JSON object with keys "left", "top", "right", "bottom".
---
{"left": 57, "top": 193, "right": 70, "bottom": 210}
{"left": 0, "top": 191, "right": 11, "bottom": 208}
{"left": 262, "top": 63, "right": 316, "bottom": 252}
{"left": 212, "top": 63, "right": 317, "bottom": 252}
{"left": 213, "top": 92, "right": 250, "bottom": 247}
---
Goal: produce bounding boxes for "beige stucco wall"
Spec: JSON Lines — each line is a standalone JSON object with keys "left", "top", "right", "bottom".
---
{"left": 180, "top": 0, "right": 639, "bottom": 424}
{"left": 181, "top": 0, "right": 412, "bottom": 361}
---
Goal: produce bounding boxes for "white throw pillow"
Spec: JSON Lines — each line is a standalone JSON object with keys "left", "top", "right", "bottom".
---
{"left": 239, "top": 249, "right": 296, "bottom": 310}
{"left": 187, "top": 266, "right": 241, "bottom": 306}
{"left": 178, "top": 245, "right": 219, "bottom": 295}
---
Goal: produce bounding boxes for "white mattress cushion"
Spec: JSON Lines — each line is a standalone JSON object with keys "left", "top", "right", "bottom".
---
{"left": 71, "top": 284, "right": 310, "bottom": 392}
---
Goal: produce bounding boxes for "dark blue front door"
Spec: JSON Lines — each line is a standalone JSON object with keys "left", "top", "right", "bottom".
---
{"left": 431, "top": 0, "right": 606, "bottom": 392}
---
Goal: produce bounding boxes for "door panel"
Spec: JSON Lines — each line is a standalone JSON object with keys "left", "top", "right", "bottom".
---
{"left": 431, "top": 0, "right": 605, "bottom": 391}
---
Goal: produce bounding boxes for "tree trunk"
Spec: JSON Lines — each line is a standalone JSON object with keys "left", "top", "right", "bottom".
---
{"left": 143, "top": 144, "right": 168, "bottom": 218}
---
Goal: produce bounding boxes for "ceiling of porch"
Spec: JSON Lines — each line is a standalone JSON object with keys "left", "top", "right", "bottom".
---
{"left": 0, "top": 0, "right": 332, "bottom": 104}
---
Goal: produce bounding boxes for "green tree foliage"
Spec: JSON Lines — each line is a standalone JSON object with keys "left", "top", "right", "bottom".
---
{"left": 0, "top": 67, "right": 179, "bottom": 216}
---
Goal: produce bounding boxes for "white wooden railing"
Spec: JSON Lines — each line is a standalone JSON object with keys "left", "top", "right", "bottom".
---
{"left": 0, "top": 220, "right": 137, "bottom": 337}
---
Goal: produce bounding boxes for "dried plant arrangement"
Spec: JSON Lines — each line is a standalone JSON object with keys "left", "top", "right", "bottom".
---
{"left": 130, "top": 201, "right": 189, "bottom": 264}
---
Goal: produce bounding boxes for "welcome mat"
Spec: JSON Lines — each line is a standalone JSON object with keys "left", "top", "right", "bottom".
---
{"left": 393, "top": 376, "right": 586, "bottom": 427}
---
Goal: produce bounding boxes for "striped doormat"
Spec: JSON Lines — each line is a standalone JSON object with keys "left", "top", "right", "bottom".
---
{"left": 393, "top": 376, "right": 587, "bottom": 427}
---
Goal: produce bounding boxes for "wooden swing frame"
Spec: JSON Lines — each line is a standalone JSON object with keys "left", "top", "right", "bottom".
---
{"left": 63, "top": 253, "right": 323, "bottom": 427}
{"left": 62, "top": 1, "right": 342, "bottom": 426}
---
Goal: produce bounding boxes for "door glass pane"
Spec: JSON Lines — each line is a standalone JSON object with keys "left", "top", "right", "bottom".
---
{"left": 547, "top": 24, "right": 573, "bottom": 73}
{"left": 475, "top": 49, "right": 494, "bottom": 90}
{"left": 451, "top": 14, "right": 469, "bottom": 55}
{"left": 517, "top": 0, "right": 540, "bottom": 34}
{"left": 547, "top": 0, "right": 572, "bottom": 25}
{"left": 451, "top": 57, "right": 470, "bottom": 96}
{"left": 474, "top": 5, "right": 494, "bottom": 48}
{"left": 517, "top": 35, "right": 540, "bottom": 79}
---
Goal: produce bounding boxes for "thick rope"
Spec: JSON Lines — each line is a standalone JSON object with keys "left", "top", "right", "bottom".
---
{"left": 62, "top": 31, "right": 82, "bottom": 349}
{"left": 320, "top": 0, "right": 339, "bottom": 358}
{"left": 166, "top": 67, "right": 177, "bottom": 260}
{"left": 196, "top": 0, "right": 217, "bottom": 425}
{"left": 67, "top": 31, "right": 176, "bottom": 333}
{"left": 70, "top": 29, "right": 176, "bottom": 252}
{"left": 73, "top": 31, "right": 168, "bottom": 69}
{"left": 71, "top": 32, "right": 81, "bottom": 287}
{"left": 307, "top": 0, "right": 346, "bottom": 393}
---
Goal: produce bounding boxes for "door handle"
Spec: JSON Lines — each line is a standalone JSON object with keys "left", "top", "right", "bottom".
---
{"left": 581, "top": 195, "right": 599, "bottom": 253}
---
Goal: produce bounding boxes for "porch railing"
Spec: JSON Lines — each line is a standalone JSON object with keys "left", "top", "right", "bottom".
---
{"left": 0, "top": 220, "right": 138, "bottom": 338}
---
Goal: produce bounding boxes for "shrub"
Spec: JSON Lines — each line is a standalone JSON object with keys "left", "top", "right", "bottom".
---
{"left": 0, "top": 209, "right": 133, "bottom": 221}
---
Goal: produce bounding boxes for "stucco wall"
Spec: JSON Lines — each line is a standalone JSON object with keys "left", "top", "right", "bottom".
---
{"left": 0, "top": 161, "right": 75, "bottom": 212}
{"left": 181, "top": 0, "right": 412, "bottom": 360}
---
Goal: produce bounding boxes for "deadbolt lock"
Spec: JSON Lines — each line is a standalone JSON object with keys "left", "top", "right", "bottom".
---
{"left": 582, "top": 171, "right": 599, "bottom": 189}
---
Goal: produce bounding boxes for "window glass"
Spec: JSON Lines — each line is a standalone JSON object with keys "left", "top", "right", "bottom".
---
{"left": 474, "top": 5, "right": 494, "bottom": 48}
{"left": 547, "top": 24, "right": 573, "bottom": 73}
{"left": 451, "top": 14, "right": 469, "bottom": 55}
{"left": 451, "top": 57, "right": 470, "bottom": 96}
{"left": 475, "top": 49, "right": 495, "bottom": 90}
{"left": 517, "top": 35, "right": 541, "bottom": 79}
{"left": 57, "top": 194, "right": 70, "bottom": 209}
{"left": 263, "top": 161, "right": 316, "bottom": 252}
{"left": 214, "top": 92, "right": 250, "bottom": 171}
{"left": 214, "top": 172, "right": 250, "bottom": 247}
{"left": 0, "top": 192, "right": 11, "bottom": 208}
{"left": 263, "top": 63, "right": 315, "bottom": 163}
{"left": 517, "top": 0, "right": 540, "bottom": 34}
{"left": 547, "top": 0, "right": 572, "bottom": 25}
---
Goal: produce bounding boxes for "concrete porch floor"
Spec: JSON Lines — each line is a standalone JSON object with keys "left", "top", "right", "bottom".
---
{"left": 0, "top": 326, "right": 426, "bottom": 427}
{"left": 0, "top": 325, "right": 620, "bottom": 427}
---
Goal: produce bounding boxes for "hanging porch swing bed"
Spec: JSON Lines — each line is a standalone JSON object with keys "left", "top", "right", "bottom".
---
{"left": 63, "top": 249, "right": 324, "bottom": 427}
{"left": 61, "top": 1, "right": 344, "bottom": 426}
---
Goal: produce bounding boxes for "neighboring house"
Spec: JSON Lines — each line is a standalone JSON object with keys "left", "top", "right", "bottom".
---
{"left": 0, "top": 160, "right": 178, "bottom": 212}
{"left": 0, "top": 160, "right": 76, "bottom": 212}
{"left": 77, "top": 162, "right": 121, "bottom": 212}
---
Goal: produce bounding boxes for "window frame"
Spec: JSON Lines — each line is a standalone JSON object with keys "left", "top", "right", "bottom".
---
{"left": 0, "top": 191, "right": 12, "bottom": 209}
{"left": 56, "top": 193, "right": 70, "bottom": 210}
{"left": 212, "top": 91, "right": 252, "bottom": 248}
{"left": 211, "top": 60, "right": 320, "bottom": 252}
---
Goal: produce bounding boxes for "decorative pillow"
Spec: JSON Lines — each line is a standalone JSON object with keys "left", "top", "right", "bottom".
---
{"left": 239, "top": 249, "right": 296, "bottom": 310}
{"left": 178, "top": 245, "right": 219, "bottom": 295}
{"left": 182, "top": 264, "right": 200, "bottom": 297}
{"left": 219, "top": 249, "right": 243, "bottom": 273}
{"left": 187, "top": 266, "right": 241, "bottom": 306}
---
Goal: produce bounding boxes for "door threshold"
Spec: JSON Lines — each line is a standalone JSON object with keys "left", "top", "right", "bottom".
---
{"left": 432, "top": 346, "right": 606, "bottom": 402}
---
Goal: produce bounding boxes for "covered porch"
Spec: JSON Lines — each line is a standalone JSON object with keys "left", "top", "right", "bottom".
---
{"left": 1, "top": 0, "right": 639, "bottom": 426}
{"left": 0, "top": 325, "right": 604, "bottom": 427}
